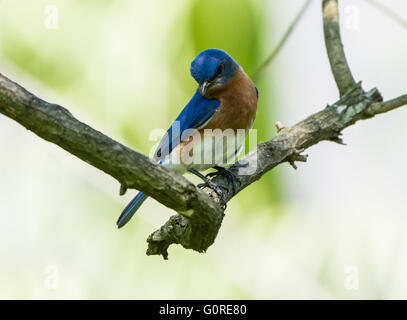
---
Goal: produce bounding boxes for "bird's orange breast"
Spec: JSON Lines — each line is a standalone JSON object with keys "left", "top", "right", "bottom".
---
{"left": 204, "top": 67, "right": 258, "bottom": 132}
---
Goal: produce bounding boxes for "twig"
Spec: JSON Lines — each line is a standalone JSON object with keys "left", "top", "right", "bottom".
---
{"left": 322, "top": 0, "right": 356, "bottom": 96}
{"left": 252, "top": 0, "right": 312, "bottom": 80}
{"left": 366, "top": 94, "right": 407, "bottom": 116}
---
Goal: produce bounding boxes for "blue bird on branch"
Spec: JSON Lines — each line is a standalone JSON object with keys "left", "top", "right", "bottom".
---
{"left": 117, "top": 49, "right": 258, "bottom": 228}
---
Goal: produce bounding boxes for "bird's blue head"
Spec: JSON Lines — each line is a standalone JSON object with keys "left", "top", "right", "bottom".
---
{"left": 190, "top": 49, "right": 239, "bottom": 96}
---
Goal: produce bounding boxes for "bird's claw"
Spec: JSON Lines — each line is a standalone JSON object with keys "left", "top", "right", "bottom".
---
{"left": 207, "top": 166, "right": 240, "bottom": 196}
{"left": 198, "top": 180, "right": 227, "bottom": 209}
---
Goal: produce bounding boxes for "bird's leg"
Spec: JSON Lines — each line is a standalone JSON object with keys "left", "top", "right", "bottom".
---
{"left": 188, "top": 169, "right": 227, "bottom": 206}
{"left": 206, "top": 166, "right": 240, "bottom": 196}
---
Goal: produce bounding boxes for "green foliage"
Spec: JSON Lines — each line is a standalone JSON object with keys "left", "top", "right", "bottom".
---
{"left": 2, "top": 33, "right": 83, "bottom": 90}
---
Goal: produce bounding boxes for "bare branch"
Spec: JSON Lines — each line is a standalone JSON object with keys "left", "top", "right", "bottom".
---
{"left": 147, "top": 82, "right": 407, "bottom": 258}
{"left": 322, "top": 0, "right": 356, "bottom": 96}
{"left": 381, "top": 94, "right": 407, "bottom": 112}
{"left": 366, "top": 94, "right": 407, "bottom": 116}
{"left": 0, "top": 74, "right": 404, "bottom": 259}
{"left": 252, "top": 0, "right": 312, "bottom": 80}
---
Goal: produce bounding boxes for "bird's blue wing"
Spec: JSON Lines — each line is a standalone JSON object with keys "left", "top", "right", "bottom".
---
{"left": 117, "top": 90, "right": 219, "bottom": 228}
{"left": 155, "top": 89, "right": 220, "bottom": 161}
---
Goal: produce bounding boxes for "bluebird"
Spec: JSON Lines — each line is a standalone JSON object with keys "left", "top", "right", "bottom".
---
{"left": 117, "top": 49, "right": 258, "bottom": 228}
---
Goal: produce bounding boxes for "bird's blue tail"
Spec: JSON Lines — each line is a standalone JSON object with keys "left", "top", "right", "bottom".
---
{"left": 117, "top": 192, "right": 148, "bottom": 228}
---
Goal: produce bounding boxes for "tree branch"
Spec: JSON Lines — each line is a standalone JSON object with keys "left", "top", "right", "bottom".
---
{"left": 252, "top": 0, "right": 312, "bottom": 80}
{"left": 322, "top": 0, "right": 356, "bottom": 96}
{"left": 0, "top": 0, "right": 407, "bottom": 259}
{"left": 0, "top": 73, "right": 224, "bottom": 258}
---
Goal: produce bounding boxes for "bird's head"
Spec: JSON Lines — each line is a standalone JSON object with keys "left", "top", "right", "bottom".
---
{"left": 190, "top": 49, "right": 238, "bottom": 96}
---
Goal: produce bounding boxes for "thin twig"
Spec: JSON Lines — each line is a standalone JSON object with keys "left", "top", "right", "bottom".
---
{"left": 252, "top": 0, "right": 312, "bottom": 80}
{"left": 367, "top": 94, "right": 407, "bottom": 115}
{"left": 380, "top": 94, "right": 407, "bottom": 113}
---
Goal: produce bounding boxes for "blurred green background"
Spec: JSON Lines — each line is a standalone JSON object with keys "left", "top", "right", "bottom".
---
{"left": 1, "top": 0, "right": 407, "bottom": 299}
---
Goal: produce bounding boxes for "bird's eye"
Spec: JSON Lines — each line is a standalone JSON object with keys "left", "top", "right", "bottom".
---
{"left": 215, "top": 64, "right": 224, "bottom": 76}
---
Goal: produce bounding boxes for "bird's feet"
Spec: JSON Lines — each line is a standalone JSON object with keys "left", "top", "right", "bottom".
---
{"left": 197, "top": 178, "right": 227, "bottom": 209}
{"left": 206, "top": 166, "right": 240, "bottom": 196}
{"left": 188, "top": 169, "right": 227, "bottom": 208}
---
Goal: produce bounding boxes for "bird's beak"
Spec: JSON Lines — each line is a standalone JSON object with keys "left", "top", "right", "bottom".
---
{"left": 199, "top": 81, "right": 210, "bottom": 96}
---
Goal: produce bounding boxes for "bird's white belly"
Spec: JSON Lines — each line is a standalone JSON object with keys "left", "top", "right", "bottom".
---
{"left": 192, "top": 129, "right": 247, "bottom": 171}
{"left": 161, "top": 128, "right": 247, "bottom": 173}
